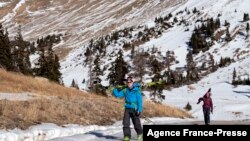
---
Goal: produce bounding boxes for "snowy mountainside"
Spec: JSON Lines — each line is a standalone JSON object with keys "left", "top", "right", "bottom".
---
{"left": 2, "top": 0, "right": 249, "bottom": 89}
{"left": 0, "top": 0, "right": 184, "bottom": 51}
{"left": 1, "top": 1, "right": 250, "bottom": 140}
{"left": 61, "top": 0, "right": 250, "bottom": 90}
{"left": 162, "top": 57, "right": 250, "bottom": 121}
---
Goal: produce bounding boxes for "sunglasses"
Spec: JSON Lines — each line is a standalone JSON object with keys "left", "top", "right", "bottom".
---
{"left": 126, "top": 81, "right": 133, "bottom": 83}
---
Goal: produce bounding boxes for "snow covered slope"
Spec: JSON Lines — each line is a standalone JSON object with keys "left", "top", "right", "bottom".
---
{"left": 1, "top": 0, "right": 250, "bottom": 140}
{"left": 1, "top": 0, "right": 249, "bottom": 119}
{"left": 0, "top": 0, "right": 184, "bottom": 49}
{"left": 163, "top": 57, "right": 250, "bottom": 121}
{"left": 60, "top": 0, "right": 250, "bottom": 89}
{"left": 1, "top": 117, "right": 249, "bottom": 141}
{"left": 1, "top": 0, "right": 249, "bottom": 89}
{"left": 137, "top": 0, "right": 250, "bottom": 122}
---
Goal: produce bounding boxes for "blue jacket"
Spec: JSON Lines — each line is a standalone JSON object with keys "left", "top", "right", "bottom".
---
{"left": 113, "top": 83, "right": 143, "bottom": 112}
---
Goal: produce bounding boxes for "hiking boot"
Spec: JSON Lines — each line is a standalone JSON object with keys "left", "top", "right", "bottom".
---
{"left": 123, "top": 136, "right": 130, "bottom": 141}
{"left": 137, "top": 134, "right": 143, "bottom": 141}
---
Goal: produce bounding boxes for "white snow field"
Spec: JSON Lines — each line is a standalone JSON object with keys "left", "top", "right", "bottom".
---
{"left": 1, "top": 0, "right": 250, "bottom": 140}
{"left": 59, "top": 0, "right": 250, "bottom": 90}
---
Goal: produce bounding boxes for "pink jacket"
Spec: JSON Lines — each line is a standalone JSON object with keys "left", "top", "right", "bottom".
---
{"left": 197, "top": 92, "right": 213, "bottom": 111}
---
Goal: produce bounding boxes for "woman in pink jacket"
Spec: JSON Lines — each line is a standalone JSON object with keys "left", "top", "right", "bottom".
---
{"left": 197, "top": 88, "right": 213, "bottom": 125}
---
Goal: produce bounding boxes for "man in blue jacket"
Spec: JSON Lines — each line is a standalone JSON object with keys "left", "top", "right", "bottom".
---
{"left": 113, "top": 76, "right": 143, "bottom": 141}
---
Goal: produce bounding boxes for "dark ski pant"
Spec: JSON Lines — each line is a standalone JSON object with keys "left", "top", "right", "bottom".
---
{"left": 203, "top": 107, "right": 211, "bottom": 125}
{"left": 123, "top": 108, "right": 143, "bottom": 138}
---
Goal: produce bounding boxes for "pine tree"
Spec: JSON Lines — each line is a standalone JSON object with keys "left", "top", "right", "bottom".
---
{"left": 131, "top": 44, "right": 135, "bottom": 59}
{"left": 53, "top": 54, "right": 62, "bottom": 83}
{"left": 0, "top": 23, "right": 13, "bottom": 70}
{"left": 186, "top": 52, "right": 198, "bottom": 81}
{"left": 123, "top": 42, "right": 131, "bottom": 49}
{"left": 29, "top": 41, "right": 36, "bottom": 54}
{"left": 89, "top": 39, "right": 94, "bottom": 48}
{"left": 71, "top": 79, "right": 79, "bottom": 89}
{"left": 107, "top": 49, "right": 128, "bottom": 85}
{"left": 99, "top": 36, "right": 105, "bottom": 55}
{"left": 88, "top": 61, "right": 94, "bottom": 88}
{"left": 84, "top": 47, "right": 92, "bottom": 63}
{"left": 155, "top": 17, "right": 159, "bottom": 23}
{"left": 133, "top": 52, "right": 146, "bottom": 82}
{"left": 174, "top": 17, "right": 178, "bottom": 23}
{"left": 224, "top": 20, "right": 229, "bottom": 26}
{"left": 216, "top": 18, "right": 221, "bottom": 28}
{"left": 225, "top": 28, "right": 232, "bottom": 42}
{"left": 34, "top": 48, "right": 47, "bottom": 77}
{"left": 152, "top": 72, "right": 162, "bottom": 82}
{"left": 219, "top": 57, "right": 223, "bottom": 67}
{"left": 209, "top": 18, "right": 215, "bottom": 34}
{"left": 138, "top": 31, "right": 143, "bottom": 39}
{"left": 246, "top": 23, "right": 249, "bottom": 37}
{"left": 116, "top": 49, "right": 128, "bottom": 80}
{"left": 168, "top": 13, "right": 173, "bottom": 18}
{"left": 186, "top": 52, "right": 193, "bottom": 80}
{"left": 150, "top": 57, "right": 161, "bottom": 74}
{"left": 93, "top": 54, "right": 102, "bottom": 80}
{"left": 15, "top": 26, "right": 31, "bottom": 74}
{"left": 112, "top": 31, "right": 119, "bottom": 41}
{"left": 71, "top": 79, "right": 76, "bottom": 87}
{"left": 184, "top": 102, "right": 192, "bottom": 111}
{"left": 169, "top": 71, "right": 176, "bottom": 85}
{"left": 165, "top": 51, "right": 171, "bottom": 69}
{"left": 149, "top": 77, "right": 165, "bottom": 103}
{"left": 243, "top": 13, "right": 249, "bottom": 22}
{"left": 193, "top": 7, "right": 197, "bottom": 14}
{"left": 190, "top": 32, "right": 201, "bottom": 54}
{"left": 209, "top": 53, "right": 217, "bottom": 72}
{"left": 47, "top": 46, "right": 55, "bottom": 80}
{"left": 46, "top": 46, "right": 62, "bottom": 83}
{"left": 35, "top": 46, "right": 62, "bottom": 83}
{"left": 107, "top": 63, "right": 116, "bottom": 86}
{"left": 178, "top": 73, "right": 184, "bottom": 84}
{"left": 233, "top": 68, "right": 237, "bottom": 82}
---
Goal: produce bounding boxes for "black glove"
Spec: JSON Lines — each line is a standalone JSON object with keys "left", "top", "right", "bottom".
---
{"left": 135, "top": 111, "right": 141, "bottom": 116}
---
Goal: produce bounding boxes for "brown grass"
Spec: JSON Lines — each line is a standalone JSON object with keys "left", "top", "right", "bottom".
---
{"left": 143, "top": 101, "right": 190, "bottom": 118}
{"left": 28, "top": 0, "right": 51, "bottom": 11}
{"left": 13, "top": 2, "right": 32, "bottom": 24}
{"left": 0, "top": 69, "right": 190, "bottom": 129}
{"left": 235, "top": 50, "right": 250, "bottom": 60}
{"left": 0, "top": 69, "right": 84, "bottom": 97}
{"left": 54, "top": 47, "right": 73, "bottom": 60}
{"left": 0, "top": 0, "right": 18, "bottom": 18}
{"left": 214, "top": 30, "right": 226, "bottom": 41}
